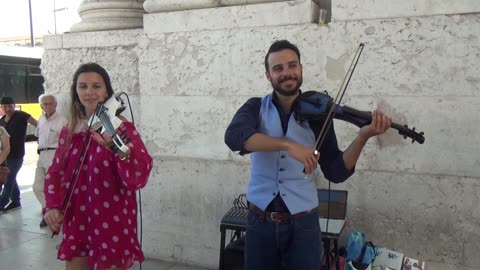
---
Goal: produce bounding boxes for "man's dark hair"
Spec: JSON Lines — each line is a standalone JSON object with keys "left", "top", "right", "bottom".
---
{"left": 0, "top": 96, "right": 15, "bottom": 105}
{"left": 264, "top": 40, "right": 301, "bottom": 71}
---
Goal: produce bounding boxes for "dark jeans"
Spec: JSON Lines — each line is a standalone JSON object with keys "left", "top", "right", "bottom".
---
{"left": 245, "top": 209, "right": 321, "bottom": 270}
{"left": 0, "top": 158, "right": 23, "bottom": 209}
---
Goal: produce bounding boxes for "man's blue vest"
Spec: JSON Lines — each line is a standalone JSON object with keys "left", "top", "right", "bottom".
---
{"left": 248, "top": 94, "right": 318, "bottom": 214}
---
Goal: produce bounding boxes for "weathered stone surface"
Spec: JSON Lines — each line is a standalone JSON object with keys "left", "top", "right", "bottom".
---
{"left": 144, "top": 0, "right": 319, "bottom": 33}
{"left": 143, "top": 0, "right": 289, "bottom": 13}
{"left": 140, "top": 96, "right": 230, "bottom": 160}
{"left": 41, "top": 37, "right": 141, "bottom": 120}
{"left": 333, "top": 0, "right": 480, "bottom": 21}
{"left": 141, "top": 157, "right": 249, "bottom": 265}
{"left": 44, "top": 29, "right": 143, "bottom": 49}
{"left": 139, "top": 31, "right": 268, "bottom": 97}
{"left": 221, "top": 0, "right": 288, "bottom": 6}
{"left": 143, "top": 0, "right": 218, "bottom": 13}
{"left": 328, "top": 171, "right": 480, "bottom": 269}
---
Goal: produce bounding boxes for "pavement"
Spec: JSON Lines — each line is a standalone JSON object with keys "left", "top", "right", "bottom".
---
{"left": 0, "top": 142, "right": 213, "bottom": 270}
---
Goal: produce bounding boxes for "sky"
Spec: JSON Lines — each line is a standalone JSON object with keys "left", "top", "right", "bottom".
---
{"left": 0, "top": 0, "right": 81, "bottom": 39}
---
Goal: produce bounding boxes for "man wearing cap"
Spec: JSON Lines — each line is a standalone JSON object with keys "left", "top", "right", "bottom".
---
{"left": 33, "top": 94, "right": 67, "bottom": 227}
{"left": 0, "top": 96, "right": 38, "bottom": 213}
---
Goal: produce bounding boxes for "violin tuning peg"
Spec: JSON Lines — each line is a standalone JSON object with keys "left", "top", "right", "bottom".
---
{"left": 419, "top": 131, "right": 424, "bottom": 136}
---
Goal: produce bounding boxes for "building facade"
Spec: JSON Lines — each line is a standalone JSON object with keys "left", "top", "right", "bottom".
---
{"left": 41, "top": 1, "right": 480, "bottom": 269}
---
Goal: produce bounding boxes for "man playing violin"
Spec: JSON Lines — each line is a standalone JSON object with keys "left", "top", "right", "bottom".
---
{"left": 224, "top": 40, "right": 392, "bottom": 270}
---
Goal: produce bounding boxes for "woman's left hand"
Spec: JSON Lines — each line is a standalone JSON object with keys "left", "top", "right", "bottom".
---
{"left": 90, "top": 130, "right": 113, "bottom": 149}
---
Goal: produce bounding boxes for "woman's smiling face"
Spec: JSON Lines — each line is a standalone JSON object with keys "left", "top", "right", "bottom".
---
{"left": 76, "top": 72, "right": 109, "bottom": 117}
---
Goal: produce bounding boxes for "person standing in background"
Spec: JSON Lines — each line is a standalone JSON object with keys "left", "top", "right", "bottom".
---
{"left": 0, "top": 96, "right": 37, "bottom": 213}
{"left": 33, "top": 94, "right": 67, "bottom": 227}
{"left": 0, "top": 125, "right": 10, "bottom": 166}
{"left": 0, "top": 125, "right": 10, "bottom": 189}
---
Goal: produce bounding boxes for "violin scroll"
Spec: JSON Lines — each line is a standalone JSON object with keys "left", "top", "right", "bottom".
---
{"left": 397, "top": 125, "right": 425, "bottom": 144}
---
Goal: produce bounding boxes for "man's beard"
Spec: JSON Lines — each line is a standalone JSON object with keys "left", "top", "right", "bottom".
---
{"left": 271, "top": 76, "right": 303, "bottom": 97}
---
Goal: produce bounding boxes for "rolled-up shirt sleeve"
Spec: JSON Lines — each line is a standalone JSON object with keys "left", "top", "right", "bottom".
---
{"left": 310, "top": 119, "right": 354, "bottom": 183}
{"left": 224, "top": 97, "right": 261, "bottom": 155}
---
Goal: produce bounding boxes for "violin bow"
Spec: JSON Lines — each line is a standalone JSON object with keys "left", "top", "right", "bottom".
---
{"left": 51, "top": 134, "right": 92, "bottom": 238}
{"left": 309, "top": 44, "right": 364, "bottom": 235}
{"left": 51, "top": 103, "right": 103, "bottom": 238}
{"left": 313, "top": 43, "right": 364, "bottom": 151}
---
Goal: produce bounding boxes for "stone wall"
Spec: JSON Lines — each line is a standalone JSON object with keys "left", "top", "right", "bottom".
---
{"left": 42, "top": 1, "right": 480, "bottom": 269}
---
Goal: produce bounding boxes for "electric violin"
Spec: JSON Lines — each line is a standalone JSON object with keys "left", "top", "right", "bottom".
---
{"left": 88, "top": 94, "right": 130, "bottom": 155}
{"left": 294, "top": 90, "right": 425, "bottom": 144}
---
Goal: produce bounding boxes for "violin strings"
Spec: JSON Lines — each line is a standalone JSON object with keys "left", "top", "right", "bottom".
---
{"left": 98, "top": 111, "right": 117, "bottom": 137}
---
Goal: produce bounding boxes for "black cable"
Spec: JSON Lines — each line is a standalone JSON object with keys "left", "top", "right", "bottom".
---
{"left": 118, "top": 92, "right": 142, "bottom": 270}
{"left": 326, "top": 179, "right": 331, "bottom": 237}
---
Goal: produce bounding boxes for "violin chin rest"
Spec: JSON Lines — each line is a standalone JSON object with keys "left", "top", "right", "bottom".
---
{"left": 115, "top": 105, "right": 126, "bottom": 116}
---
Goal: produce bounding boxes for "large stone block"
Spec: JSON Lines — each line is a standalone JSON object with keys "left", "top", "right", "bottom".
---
{"left": 41, "top": 45, "right": 140, "bottom": 118}
{"left": 339, "top": 171, "right": 480, "bottom": 268}
{"left": 332, "top": 0, "right": 480, "bottom": 21}
{"left": 331, "top": 96, "right": 480, "bottom": 178}
{"left": 141, "top": 157, "right": 249, "bottom": 267}
{"left": 140, "top": 96, "right": 231, "bottom": 160}
{"left": 144, "top": 0, "right": 319, "bottom": 33}
{"left": 139, "top": 31, "right": 270, "bottom": 97}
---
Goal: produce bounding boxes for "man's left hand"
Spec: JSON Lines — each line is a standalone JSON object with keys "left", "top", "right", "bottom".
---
{"left": 359, "top": 109, "right": 392, "bottom": 140}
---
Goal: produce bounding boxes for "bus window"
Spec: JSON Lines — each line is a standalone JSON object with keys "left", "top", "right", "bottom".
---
{"left": 0, "top": 50, "right": 44, "bottom": 120}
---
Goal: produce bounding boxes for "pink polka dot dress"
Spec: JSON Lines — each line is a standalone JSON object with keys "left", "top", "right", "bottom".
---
{"left": 44, "top": 122, "right": 153, "bottom": 269}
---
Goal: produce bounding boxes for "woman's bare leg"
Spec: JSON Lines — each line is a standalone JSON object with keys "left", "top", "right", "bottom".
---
{"left": 66, "top": 257, "right": 91, "bottom": 270}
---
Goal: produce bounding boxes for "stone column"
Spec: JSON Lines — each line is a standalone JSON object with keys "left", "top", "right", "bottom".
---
{"left": 70, "top": 0, "right": 145, "bottom": 32}
{"left": 143, "top": 0, "right": 288, "bottom": 13}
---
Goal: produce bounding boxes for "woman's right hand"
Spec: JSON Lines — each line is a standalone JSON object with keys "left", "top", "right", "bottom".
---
{"left": 44, "top": 208, "right": 64, "bottom": 234}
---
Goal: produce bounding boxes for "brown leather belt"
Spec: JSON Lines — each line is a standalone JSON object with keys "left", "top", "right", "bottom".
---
{"left": 249, "top": 203, "right": 315, "bottom": 223}
{"left": 37, "top": 147, "right": 57, "bottom": 154}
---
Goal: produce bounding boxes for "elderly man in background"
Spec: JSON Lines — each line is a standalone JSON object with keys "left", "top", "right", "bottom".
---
{"left": 33, "top": 94, "right": 67, "bottom": 227}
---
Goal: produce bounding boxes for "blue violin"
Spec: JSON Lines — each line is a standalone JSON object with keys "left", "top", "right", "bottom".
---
{"left": 293, "top": 90, "right": 425, "bottom": 144}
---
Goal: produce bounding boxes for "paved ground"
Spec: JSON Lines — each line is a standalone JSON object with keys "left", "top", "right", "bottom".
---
{"left": 0, "top": 142, "right": 212, "bottom": 270}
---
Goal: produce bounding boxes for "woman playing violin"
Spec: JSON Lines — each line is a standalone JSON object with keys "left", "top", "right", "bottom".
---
{"left": 224, "top": 40, "right": 391, "bottom": 270}
{"left": 44, "top": 63, "right": 153, "bottom": 270}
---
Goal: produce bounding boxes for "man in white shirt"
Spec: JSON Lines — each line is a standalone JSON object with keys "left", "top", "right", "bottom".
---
{"left": 33, "top": 94, "right": 67, "bottom": 227}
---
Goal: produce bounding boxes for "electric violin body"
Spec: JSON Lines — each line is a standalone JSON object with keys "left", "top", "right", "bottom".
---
{"left": 294, "top": 91, "right": 425, "bottom": 144}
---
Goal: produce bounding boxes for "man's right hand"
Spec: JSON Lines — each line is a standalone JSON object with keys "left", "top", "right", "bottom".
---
{"left": 286, "top": 141, "right": 320, "bottom": 175}
{"left": 44, "top": 208, "right": 63, "bottom": 234}
{"left": 244, "top": 133, "right": 320, "bottom": 175}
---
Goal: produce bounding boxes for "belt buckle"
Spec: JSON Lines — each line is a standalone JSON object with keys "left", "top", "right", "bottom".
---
{"left": 270, "top": 212, "right": 283, "bottom": 222}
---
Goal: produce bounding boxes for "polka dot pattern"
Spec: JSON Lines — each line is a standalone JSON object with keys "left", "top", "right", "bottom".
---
{"left": 46, "top": 123, "right": 150, "bottom": 268}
